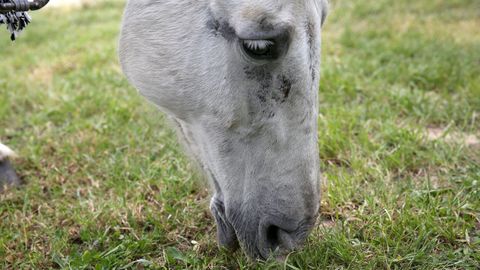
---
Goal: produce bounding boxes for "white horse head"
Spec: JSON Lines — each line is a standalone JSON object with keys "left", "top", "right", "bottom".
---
{"left": 119, "top": 0, "right": 328, "bottom": 259}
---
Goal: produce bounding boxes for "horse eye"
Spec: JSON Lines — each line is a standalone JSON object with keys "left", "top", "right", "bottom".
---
{"left": 241, "top": 39, "right": 277, "bottom": 60}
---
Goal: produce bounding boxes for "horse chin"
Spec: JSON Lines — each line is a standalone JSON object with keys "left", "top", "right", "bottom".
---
{"left": 210, "top": 196, "right": 239, "bottom": 251}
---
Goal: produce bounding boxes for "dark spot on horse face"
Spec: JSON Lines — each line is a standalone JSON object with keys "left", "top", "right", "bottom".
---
{"left": 244, "top": 67, "right": 293, "bottom": 106}
{"left": 207, "top": 11, "right": 236, "bottom": 42}
{"left": 244, "top": 66, "right": 272, "bottom": 85}
{"left": 244, "top": 66, "right": 272, "bottom": 104}
{"left": 306, "top": 22, "right": 314, "bottom": 49}
{"left": 258, "top": 16, "right": 275, "bottom": 32}
{"left": 257, "top": 94, "right": 267, "bottom": 103}
{"left": 278, "top": 75, "right": 292, "bottom": 102}
{"left": 306, "top": 21, "right": 319, "bottom": 83}
{"left": 306, "top": 21, "right": 317, "bottom": 82}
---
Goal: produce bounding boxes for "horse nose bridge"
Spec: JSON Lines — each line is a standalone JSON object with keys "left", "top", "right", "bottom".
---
{"left": 258, "top": 183, "right": 318, "bottom": 223}
{"left": 236, "top": 2, "right": 276, "bottom": 22}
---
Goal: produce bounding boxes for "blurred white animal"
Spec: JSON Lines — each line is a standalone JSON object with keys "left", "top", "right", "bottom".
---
{"left": 0, "top": 142, "right": 19, "bottom": 191}
{"left": 0, "top": 143, "right": 15, "bottom": 160}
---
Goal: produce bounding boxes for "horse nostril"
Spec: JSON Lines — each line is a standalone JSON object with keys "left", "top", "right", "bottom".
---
{"left": 264, "top": 224, "right": 295, "bottom": 254}
{"left": 266, "top": 225, "right": 281, "bottom": 250}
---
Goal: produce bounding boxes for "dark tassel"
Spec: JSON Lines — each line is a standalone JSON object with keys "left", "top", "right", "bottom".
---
{"left": 1, "top": 0, "right": 32, "bottom": 41}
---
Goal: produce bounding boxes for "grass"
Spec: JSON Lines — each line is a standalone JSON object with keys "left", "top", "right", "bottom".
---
{"left": 0, "top": 0, "right": 479, "bottom": 269}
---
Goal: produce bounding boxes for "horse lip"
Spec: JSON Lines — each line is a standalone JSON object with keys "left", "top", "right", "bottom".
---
{"left": 211, "top": 199, "right": 267, "bottom": 258}
{"left": 210, "top": 196, "right": 239, "bottom": 251}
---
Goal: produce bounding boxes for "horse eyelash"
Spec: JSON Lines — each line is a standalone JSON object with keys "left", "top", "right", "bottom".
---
{"left": 242, "top": 40, "right": 274, "bottom": 50}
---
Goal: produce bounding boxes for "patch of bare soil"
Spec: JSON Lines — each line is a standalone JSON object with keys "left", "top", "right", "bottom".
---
{"left": 427, "top": 127, "right": 479, "bottom": 147}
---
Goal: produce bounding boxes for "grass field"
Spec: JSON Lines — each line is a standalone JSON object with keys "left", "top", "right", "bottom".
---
{"left": 1, "top": 0, "right": 479, "bottom": 269}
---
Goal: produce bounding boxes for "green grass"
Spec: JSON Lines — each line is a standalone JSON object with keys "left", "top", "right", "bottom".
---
{"left": 1, "top": 0, "right": 479, "bottom": 269}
